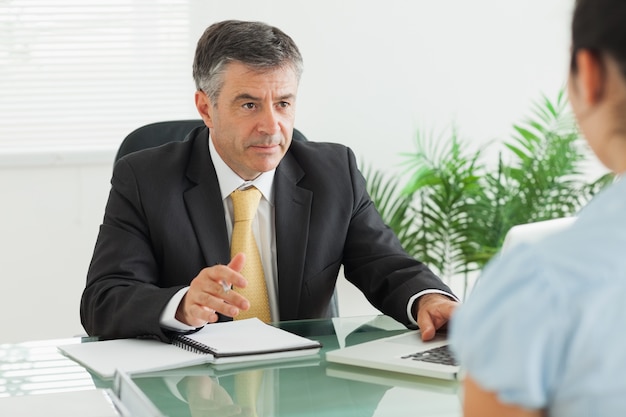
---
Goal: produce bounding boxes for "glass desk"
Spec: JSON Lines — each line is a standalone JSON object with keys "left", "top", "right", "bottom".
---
{"left": 0, "top": 315, "right": 461, "bottom": 416}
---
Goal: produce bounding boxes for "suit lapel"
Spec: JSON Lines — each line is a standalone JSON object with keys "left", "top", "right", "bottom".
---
{"left": 183, "top": 129, "right": 231, "bottom": 267}
{"left": 274, "top": 152, "right": 312, "bottom": 320}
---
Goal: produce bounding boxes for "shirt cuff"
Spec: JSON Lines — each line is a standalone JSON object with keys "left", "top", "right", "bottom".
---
{"left": 406, "top": 289, "right": 460, "bottom": 326}
{"left": 159, "top": 287, "right": 206, "bottom": 331}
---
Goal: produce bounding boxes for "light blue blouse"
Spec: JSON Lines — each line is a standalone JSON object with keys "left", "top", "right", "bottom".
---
{"left": 450, "top": 177, "right": 626, "bottom": 416}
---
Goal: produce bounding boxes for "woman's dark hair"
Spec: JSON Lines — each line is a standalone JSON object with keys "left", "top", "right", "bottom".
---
{"left": 571, "top": 0, "right": 626, "bottom": 77}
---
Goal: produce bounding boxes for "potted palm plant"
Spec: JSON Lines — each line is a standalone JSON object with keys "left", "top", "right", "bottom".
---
{"left": 366, "top": 91, "right": 613, "bottom": 297}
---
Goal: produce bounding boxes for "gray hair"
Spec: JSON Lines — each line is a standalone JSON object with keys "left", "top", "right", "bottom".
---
{"left": 192, "top": 20, "right": 304, "bottom": 104}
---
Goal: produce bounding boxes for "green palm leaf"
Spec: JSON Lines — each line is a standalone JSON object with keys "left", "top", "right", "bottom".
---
{"left": 364, "top": 89, "right": 612, "bottom": 297}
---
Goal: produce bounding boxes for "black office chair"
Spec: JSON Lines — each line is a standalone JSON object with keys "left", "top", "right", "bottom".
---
{"left": 114, "top": 120, "right": 340, "bottom": 317}
{"left": 115, "top": 119, "right": 205, "bottom": 162}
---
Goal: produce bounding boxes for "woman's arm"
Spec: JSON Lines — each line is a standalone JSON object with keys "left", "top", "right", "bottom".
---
{"left": 463, "top": 375, "right": 544, "bottom": 417}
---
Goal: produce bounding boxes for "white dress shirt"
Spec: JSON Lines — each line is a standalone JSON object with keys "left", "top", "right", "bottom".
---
{"left": 160, "top": 135, "right": 279, "bottom": 330}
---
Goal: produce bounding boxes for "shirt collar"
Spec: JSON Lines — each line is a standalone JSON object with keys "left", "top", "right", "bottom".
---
{"left": 208, "top": 134, "right": 275, "bottom": 203}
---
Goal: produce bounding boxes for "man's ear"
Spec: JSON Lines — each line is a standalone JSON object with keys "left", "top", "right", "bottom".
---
{"left": 574, "top": 49, "right": 605, "bottom": 105}
{"left": 194, "top": 90, "right": 214, "bottom": 128}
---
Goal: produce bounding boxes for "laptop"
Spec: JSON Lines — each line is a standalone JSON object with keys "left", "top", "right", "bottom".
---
{"left": 325, "top": 362, "right": 460, "bottom": 395}
{"left": 327, "top": 217, "right": 578, "bottom": 380}
{"left": 325, "top": 330, "right": 460, "bottom": 380}
{"left": 501, "top": 216, "right": 576, "bottom": 253}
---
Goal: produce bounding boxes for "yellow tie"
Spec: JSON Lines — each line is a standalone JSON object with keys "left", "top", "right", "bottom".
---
{"left": 230, "top": 187, "right": 271, "bottom": 323}
{"left": 234, "top": 369, "right": 264, "bottom": 417}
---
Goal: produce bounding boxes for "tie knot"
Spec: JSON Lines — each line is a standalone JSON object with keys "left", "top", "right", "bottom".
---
{"left": 231, "top": 187, "right": 262, "bottom": 222}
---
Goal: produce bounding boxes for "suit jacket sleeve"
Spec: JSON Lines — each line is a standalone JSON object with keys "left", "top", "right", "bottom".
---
{"left": 80, "top": 131, "right": 230, "bottom": 341}
{"left": 81, "top": 157, "right": 184, "bottom": 341}
{"left": 278, "top": 141, "right": 454, "bottom": 327}
{"left": 339, "top": 146, "right": 453, "bottom": 326}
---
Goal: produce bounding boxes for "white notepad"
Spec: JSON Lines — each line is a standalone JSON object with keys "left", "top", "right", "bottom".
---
{"left": 59, "top": 318, "right": 321, "bottom": 379}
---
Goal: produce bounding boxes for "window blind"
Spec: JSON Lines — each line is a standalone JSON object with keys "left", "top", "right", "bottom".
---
{"left": 0, "top": 0, "right": 197, "bottom": 151}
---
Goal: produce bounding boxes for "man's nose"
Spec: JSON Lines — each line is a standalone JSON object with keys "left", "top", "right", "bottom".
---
{"left": 257, "top": 107, "right": 280, "bottom": 136}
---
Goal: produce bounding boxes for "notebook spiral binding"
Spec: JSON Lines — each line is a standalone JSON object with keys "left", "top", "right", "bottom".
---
{"left": 171, "top": 335, "right": 216, "bottom": 355}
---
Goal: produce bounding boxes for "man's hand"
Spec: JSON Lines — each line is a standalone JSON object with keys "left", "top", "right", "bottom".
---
{"left": 176, "top": 253, "right": 251, "bottom": 327}
{"left": 183, "top": 375, "right": 243, "bottom": 417}
{"left": 415, "top": 293, "right": 458, "bottom": 341}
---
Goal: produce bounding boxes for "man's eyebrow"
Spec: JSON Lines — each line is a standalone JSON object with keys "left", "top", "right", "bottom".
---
{"left": 232, "top": 93, "right": 296, "bottom": 103}
{"left": 233, "top": 93, "right": 259, "bottom": 102}
{"left": 277, "top": 93, "right": 296, "bottom": 102}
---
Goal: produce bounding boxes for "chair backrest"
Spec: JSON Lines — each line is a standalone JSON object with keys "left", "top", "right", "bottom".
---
{"left": 115, "top": 120, "right": 205, "bottom": 162}
{"left": 115, "top": 119, "right": 308, "bottom": 162}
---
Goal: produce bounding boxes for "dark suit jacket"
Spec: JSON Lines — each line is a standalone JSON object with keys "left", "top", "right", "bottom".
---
{"left": 80, "top": 127, "right": 453, "bottom": 341}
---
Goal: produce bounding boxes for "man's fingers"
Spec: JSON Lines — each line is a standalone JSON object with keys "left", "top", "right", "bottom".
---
{"left": 193, "top": 264, "right": 248, "bottom": 305}
{"left": 184, "top": 295, "right": 238, "bottom": 325}
{"left": 188, "top": 286, "right": 247, "bottom": 317}
{"left": 416, "top": 294, "right": 459, "bottom": 341}
{"left": 418, "top": 315, "right": 436, "bottom": 341}
{"left": 199, "top": 262, "right": 247, "bottom": 290}
{"left": 185, "top": 304, "right": 223, "bottom": 327}
{"left": 177, "top": 263, "right": 253, "bottom": 326}
{"left": 228, "top": 252, "right": 246, "bottom": 274}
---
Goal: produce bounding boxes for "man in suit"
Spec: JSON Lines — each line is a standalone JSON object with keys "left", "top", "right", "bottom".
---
{"left": 80, "top": 20, "right": 457, "bottom": 342}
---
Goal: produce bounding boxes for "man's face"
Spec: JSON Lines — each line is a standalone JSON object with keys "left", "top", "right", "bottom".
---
{"left": 195, "top": 61, "right": 298, "bottom": 180}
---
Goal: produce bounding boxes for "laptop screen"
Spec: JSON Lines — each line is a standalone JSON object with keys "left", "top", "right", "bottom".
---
{"left": 501, "top": 217, "right": 576, "bottom": 254}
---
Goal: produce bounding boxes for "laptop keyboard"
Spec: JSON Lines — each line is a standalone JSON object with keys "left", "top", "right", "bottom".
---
{"left": 401, "top": 345, "right": 458, "bottom": 366}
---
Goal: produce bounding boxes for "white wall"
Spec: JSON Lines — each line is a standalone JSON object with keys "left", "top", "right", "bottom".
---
{"left": 194, "top": 0, "right": 575, "bottom": 170}
{"left": 0, "top": 158, "right": 114, "bottom": 343}
{"left": 0, "top": 0, "right": 581, "bottom": 343}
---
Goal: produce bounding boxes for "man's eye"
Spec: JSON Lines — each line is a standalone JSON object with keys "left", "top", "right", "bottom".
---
{"left": 242, "top": 103, "right": 255, "bottom": 109}
{"left": 277, "top": 101, "right": 290, "bottom": 108}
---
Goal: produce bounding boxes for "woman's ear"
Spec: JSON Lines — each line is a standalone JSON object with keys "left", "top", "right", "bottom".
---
{"left": 573, "top": 49, "right": 605, "bottom": 105}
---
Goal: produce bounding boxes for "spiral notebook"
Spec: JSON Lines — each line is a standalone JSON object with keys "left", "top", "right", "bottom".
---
{"left": 171, "top": 318, "right": 322, "bottom": 360}
{"left": 59, "top": 318, "right": 322, "bottom": 379}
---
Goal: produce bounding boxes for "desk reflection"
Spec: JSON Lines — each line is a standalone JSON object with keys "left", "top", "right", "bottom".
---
{"left": 0, "top": 316, "right": 461, "bottom": 416}
{"left": 81, "top": 316, "right": 461, "bottom": 416}
{"left": 133, "top": 358, "right": 388, "bottom": 417}
{"left": 181, "top": 375, "right": 243, "bottom": 417}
